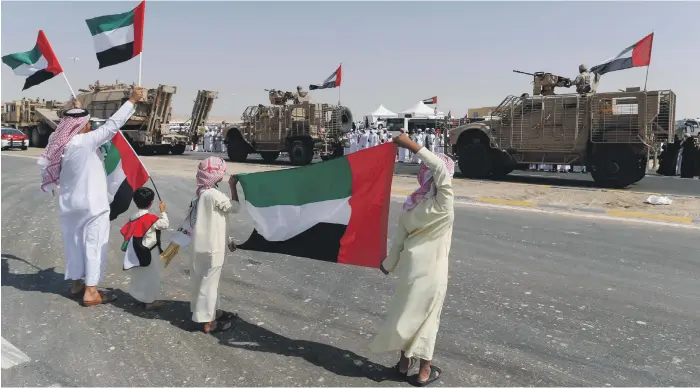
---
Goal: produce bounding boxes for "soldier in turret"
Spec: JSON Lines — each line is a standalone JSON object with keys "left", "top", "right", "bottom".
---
{"left": 294, "top": 85, "right": 310, "bottom": 104}
{"left": 573, "top": 64, "right": 600, "bottom": 95}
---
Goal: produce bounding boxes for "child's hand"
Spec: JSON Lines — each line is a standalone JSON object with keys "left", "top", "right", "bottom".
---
{"left": 159, "top": 201, "right": 166, "bottom": 213}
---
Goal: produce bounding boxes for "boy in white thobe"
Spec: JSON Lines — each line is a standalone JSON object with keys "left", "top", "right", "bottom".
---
{"left": 122, "top": 187, "right": 169, "bottom": 310}
{"left": 39, "top": 88, "right": 142, "bottom": 307}
{"left": 368, "top": 129, "right": 379, "bottom": 148}
{"left": 358, "top": 129, "right": 369, "bottom": 150}
{"left": 190, "top": 157, "right": 241, "bottom": 334}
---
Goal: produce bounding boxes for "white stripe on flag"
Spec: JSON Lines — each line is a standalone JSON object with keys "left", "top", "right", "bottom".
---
{"left": 12, "top": 56, "right": 48, "bottom": 77}
{"left": 106, "top": 159, "right": 127, "bottom": 203}
{"left": 92, "top": 25, "right": 134, "bottom": 53}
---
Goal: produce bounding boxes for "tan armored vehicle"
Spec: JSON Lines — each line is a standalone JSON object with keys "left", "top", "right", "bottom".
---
{"left": 223, "top": 87, "right": 353, "bottom": 165}
{"left": 2, "top": 98, "right": 64, "bottom": 147}
{"left": 449, "top": 72, "right": 676, "bottom": 188}
{"left": 73, "top": 81, "right": 186, "bottom": 155}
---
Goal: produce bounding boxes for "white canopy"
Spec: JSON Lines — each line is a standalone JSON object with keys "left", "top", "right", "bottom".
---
{"left": 400, "top": 101, "right": 445, "bottom": 118}
{"left": 367, "top": 104, "right": 398, "bottom": 119}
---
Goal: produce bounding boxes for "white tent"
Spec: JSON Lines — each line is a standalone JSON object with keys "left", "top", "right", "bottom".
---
{"left": 399, "top": 101, "right": 445, "bottom": 118}
{"left": 367, "top": 104, "right": 398, "bottom": 119}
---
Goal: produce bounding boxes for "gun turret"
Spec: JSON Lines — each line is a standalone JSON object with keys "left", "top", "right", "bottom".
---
{"left": 513, "top": 70, "right": 573, "bottom": 96}
{"left": 265, "top": 88, "right": 295, "bottom": 105}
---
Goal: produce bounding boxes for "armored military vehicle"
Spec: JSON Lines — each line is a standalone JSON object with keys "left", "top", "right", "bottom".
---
{"left": 449, "top": 72, "right": 676, "bottom": 188}
{"left": 223, "top": 87, "right": 353, "bottom": 165}
{"left": 2, "top": 98, "right": 64, "bottom": 147}
{"left": 74, "top": 82, "right": 186, "bottom": 155}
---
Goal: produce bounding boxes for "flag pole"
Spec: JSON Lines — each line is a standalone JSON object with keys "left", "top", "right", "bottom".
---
{"left": 61, "top": 72, "right": 77, "bottom": 98}
{"left": 643, "top": 30, "right": 654, "bottom": 92}
{"left": 138, "top": 54, "right": 142, "bottom": 87}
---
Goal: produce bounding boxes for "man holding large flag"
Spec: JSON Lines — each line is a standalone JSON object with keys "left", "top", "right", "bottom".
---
{"left": 39, "top": 87, "right": 143, "bottom": 307}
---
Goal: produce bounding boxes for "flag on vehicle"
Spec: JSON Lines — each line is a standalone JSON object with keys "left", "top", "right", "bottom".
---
{"left": 1, "top": 30, "right": 63, "bottom": 91}
{"left": 421, "top": 96, "right": 437, "bottom": 105}
{"left": 104, "top": 132, "right": 150, "bottom": 220}
{"left": 237, "top": 142, "right": 396, "bottom": 268}
{"left": 85, "top": 0, "right": 145, "bottom": 69}
{"left": 309, "top": 64, "right": 342, "bottom": 90}
{"left": 590, "top": 32, "right": 653, "bottom": 75}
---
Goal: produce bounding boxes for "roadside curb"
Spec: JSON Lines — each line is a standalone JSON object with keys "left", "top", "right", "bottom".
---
{"left": 390, "top": 189, "right": 700, "bottom": 224}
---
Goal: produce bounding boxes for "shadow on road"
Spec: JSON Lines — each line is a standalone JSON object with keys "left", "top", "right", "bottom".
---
{"left": 1, "top": 253, "right": 400, "bottom": 384}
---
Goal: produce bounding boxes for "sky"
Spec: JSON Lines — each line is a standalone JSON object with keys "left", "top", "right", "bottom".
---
{"left": 2, "top": 1, "right": 699, "bottom": 120}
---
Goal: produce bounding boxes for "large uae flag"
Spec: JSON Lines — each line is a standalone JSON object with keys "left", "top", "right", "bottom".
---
{"left": 104, "top": 132, "right": 150, "bottom": 220}
{"left": 591, "top": 33, "right": 654, "bottom": 75}
{"left": 309, "top": 64, "right": 342, "bottom": 90}
{"left": 85, "top": 0, "right": 145, "bottom": 69}
{"left": 1, "top": 30, "right": 63, "bottom": 91}
{"left": 237, "top": 142, "right": 396, "bottom": 268}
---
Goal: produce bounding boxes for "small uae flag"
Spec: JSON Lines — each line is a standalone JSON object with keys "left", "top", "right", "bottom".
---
{"left": 86, "top": 0, "right": 145, "bottom": 69}
{"left": 104, "top": 132, "right": 150, "bottom": 221}
{"left": 591, "top": 33, "right": 653, "bottom": 75}
{"left": 421, "top": 96, "right": 438, "bottom": 105}
{"left": 309, "top": 64, "right": 342, "bottom": 90}
{"left": 237, "top": 143, "right": 396, "bottom": 268}
{"left": 1, "top": 30, "right": 63, "bottom": 91}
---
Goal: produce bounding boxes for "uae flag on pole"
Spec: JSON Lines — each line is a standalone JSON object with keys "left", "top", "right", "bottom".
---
{"left": 421, "top": 96, "right": 438, "bottom": 105}
{"left": 104, "top": 132, "right": 150, "bottom": 221}
{"left": 590, "top": 33, "right": 654, "bottom": 75}
{"left": 309, "top": 64, "right": 342, "bottom": 90}
{"left": 237, "top": 142, "right": 396, "bottom": 268}
{"left": 1, "top": 30, "right": 63, "bottom": 91}
{"left": 85, "top": 0, "right": 145, "bottom": 69}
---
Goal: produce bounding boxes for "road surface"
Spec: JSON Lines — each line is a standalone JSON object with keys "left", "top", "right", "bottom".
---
{"left": 177, "top": 151, "right": 700, "bottom": 197}
{"left": 2, "top": 154, "right": 698, "bottom": 386}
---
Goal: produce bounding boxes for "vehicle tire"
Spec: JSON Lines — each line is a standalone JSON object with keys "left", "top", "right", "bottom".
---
{"left": 261, "top": 151, "right": 280, "bottom": 163}
{"left": 590, "top": 146, "right": 640, "bottom": 188}
{"left": 171, "top": 144, "right": 186, "bottom": 155}
{"left": 227, "top": 136, "right": 249, "bottom": 162}
{"left": 30, "top": 127, "right": 45, "bottom": 148}
{"left": 458, "top": 142, "right": 493, "bottom": 179}
{"left": 490, "top": 150, "right": 514, "bottom": 179}
{"left": 21, "top": 146, "right": 28, "bottom": 151}
{"left": 288, "top": 140, "right": 313, "bottom": 166}
{"left": 332, "top": 144, "right": 345, "bottom": 158}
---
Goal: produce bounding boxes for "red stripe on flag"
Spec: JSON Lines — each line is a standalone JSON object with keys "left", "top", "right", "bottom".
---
{"left": 339, "top": 142, "right": 397, "bottom": 268}
{"left": 335, "top": 64, "right": 342, "bottom": 88}
{"left": 631, "top": 32, "right": 653, "bottom": 67}
{"left": 36, "top": 30, "right": 63, "bottom": 76}
{"left": 132, "top": 0, "right": 146, "bottom": 56}
{"left": 113, "top": 132, "right": 149, "bottom": 189}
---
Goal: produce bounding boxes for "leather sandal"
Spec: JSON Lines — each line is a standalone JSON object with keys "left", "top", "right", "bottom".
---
{"left": 81, "top": 291, "right": 117, "bottom": 307}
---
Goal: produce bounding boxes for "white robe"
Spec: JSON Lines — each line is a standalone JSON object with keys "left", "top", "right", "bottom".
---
{"left": 411, "top": 134, "right": 424, "bottom": 163}
{"left": 427, "top": 134, "right": 437, "bottom": 153}
{"left": 358, "top": 132, "right": 369, "bottom": 150}
{"left": 345, "top": 133, "right": 356, "bottom": 155}
{"left": 58, "top": 101, "right": 135, "bottom": 286}
{"left": 368, "top": 131, "right": 379, "bottom": 147}
{"left": 127, "top": 209, "right": 170, "bottom": 304}
{"left": 190, "top": 188, "right": 241, "bottom": 322}
{"left": 370, "top": 148, "right": 453, "bottom": 361}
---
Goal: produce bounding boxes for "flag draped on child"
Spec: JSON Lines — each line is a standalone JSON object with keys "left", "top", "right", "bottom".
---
{"left": 104, "top": 132, "right": 150, "bottom": 220}
{"left": 237, "top": 142, "right": 397, "bottom": 268}
{"left": 85, "top": 0, "right": 145, "bottom": 69}
{"left": 1, "top": 30, "right": 63, "bottom": 91}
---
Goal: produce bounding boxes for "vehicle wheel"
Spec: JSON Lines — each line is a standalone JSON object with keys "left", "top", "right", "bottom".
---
{"left": 332, "top": 144, "right": 345, "bottom": 158}
{"left": 227, "top": 136, "right": 249, "bottom": 162}
{"left": 30, "top": 127, "right": 44, "bottom": 148}
{"left": 288, "top": 140, "right": 313, "bottom": 166}
{"left": 458, "top": 142, "right": 493, "bottom": 179}
{"left": 21, "top": 146, "right": 28, "bottom": 151}
{"left": 590, "top": 146, "right": 640, "bottom": 188}
{"left": 171, "top": 144, "right": 186, "bottom": 155}
{"left": 261, "top": 151, "right": 280, "bottom": 163}
{"left": 490, "top": 150, "right": 514, "bottom": 179}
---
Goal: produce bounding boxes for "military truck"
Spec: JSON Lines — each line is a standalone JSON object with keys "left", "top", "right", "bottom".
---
{"left": 74, "top": 82, "right": 186, "bottom": 155}
{"left": 449, "top": 72, "right": 676, "bottom": 188}
{"left": 2, "top": 98, "right": 64, "bottom": 147}
{"left": 223, "top": 87, "right": 353, "bottom": 165}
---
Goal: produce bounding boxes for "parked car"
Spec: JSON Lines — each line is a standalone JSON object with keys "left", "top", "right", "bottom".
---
{"left": 1, "top": 127, "right": 28, "bottom": 150}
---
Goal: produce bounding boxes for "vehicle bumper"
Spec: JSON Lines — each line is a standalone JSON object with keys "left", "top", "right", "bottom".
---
{"left": 1, "top": 139, "right": 28, "bottom": 149}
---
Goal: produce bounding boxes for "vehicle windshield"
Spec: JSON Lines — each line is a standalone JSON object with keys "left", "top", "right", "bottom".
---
{"left": 385, "top": 118, "right": 404, "bottom": 132}
{"left": 2, "top": 128, "right": 23, "bottom": 136}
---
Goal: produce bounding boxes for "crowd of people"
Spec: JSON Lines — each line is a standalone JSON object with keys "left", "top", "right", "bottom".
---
{"left": 344, "top": 125, "right": 447, "bottom": 164}
{"left": 36, "top": 88, "right": 454, "bottom": 386}
{"left": 190, "top": 126, "right": 227, "bottom": 153}
{"left": 656, "top": 133, "right": 700, "bottom": 178}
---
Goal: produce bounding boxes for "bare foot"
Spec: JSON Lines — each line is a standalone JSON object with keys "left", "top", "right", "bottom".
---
{"left": 83, "top": 286, "right": 100, "bottom": 304}
{"left": 418, "top": 363, "right": 438, "bottom": 382}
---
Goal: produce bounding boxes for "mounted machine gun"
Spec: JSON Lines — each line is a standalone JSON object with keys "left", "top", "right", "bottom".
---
{"left": 513, "top": 70, "right": 573, "bottom": 96}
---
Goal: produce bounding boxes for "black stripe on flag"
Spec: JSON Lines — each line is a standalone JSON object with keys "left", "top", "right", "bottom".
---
{"left": 110, "top": 179, "right": 134, "bottom": 221}
{"left": 590, "top": 57, "right": 633, "bottom": 76}
{"left": 239, "top": 222, "right": 346, "bottom": 262}
{"left": 96, "top": 42, "right": 136, "bottom": 69}
{"left": 22, "top": 69, "right": 58, "bottom": 91}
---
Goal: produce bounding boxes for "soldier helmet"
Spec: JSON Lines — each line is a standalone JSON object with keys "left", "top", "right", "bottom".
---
{"left": 297, "top": 85, "right": 303, "bottom": 91}
{"left": 579, "top": 64, "right": 588, "bottom": 73}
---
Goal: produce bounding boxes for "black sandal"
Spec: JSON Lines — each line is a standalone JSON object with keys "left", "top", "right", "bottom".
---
{"left": 204, "top": 319, "right": 234, "bottom": 334}
{"left": 216, "top": 311, "right": 238, "bottom": 321}
{"left": 412, "top": 365, "right": 442, "bottom": 387}
{"left": 394, "top": 356, "right": 417, "bottom": 377}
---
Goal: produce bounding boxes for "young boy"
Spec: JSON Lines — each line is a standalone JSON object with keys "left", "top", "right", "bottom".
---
{"left": 121, "top": 187, "right": 170, "bottom": 310}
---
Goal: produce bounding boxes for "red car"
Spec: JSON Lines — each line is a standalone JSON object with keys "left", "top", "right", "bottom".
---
{"left": 1, "top": 127, "right": 28, "bottom": 150}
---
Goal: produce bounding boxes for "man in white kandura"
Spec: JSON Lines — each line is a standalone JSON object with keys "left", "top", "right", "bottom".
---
{"left": 39, "top": 87, "right": 143, "bottom": 307}
{"left": 370, "top": 133, "right": 453, "bottom": 387}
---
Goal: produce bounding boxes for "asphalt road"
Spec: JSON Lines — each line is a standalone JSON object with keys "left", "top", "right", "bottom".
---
{"left": 177, "top": 151, "right": 700, "bottom": 197}
{"left": 2, "top": 154, "right": 699, "bottom": 387}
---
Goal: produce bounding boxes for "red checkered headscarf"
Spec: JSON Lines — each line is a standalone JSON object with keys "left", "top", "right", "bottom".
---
{"left": 196, "top": 156, "right": 227, "bottom": 196}
{"left": 403, "top": 152, "right": 455, "bottom": 212}
{"left": 37, "top": 109, "right": 91, "bottom": 193}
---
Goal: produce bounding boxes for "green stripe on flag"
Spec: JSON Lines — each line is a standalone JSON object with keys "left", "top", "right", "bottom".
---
{"left": 1, "top": 45, "right": 42, "bottom": 70}
{"left": 86, "top": 8, "right": 135, "bottom": 36}
{"left": 104, "top": 143, "right": 120, "bottom": 175}
{"left": 238, "top": 157, "right": 352, "bottom": 208}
